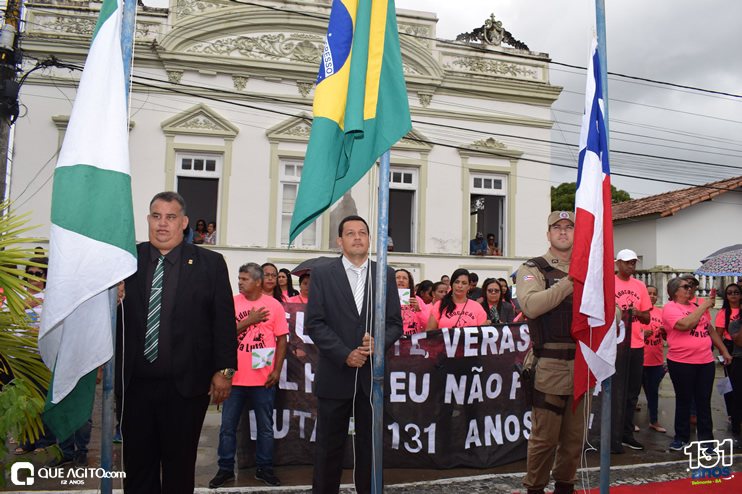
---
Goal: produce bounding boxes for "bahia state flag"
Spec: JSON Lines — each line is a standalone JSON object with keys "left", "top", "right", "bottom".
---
{"left": 38, "top": 0, "right": 137, "bottom": 440}
{"left": 569, "top": 36, "right": 616, "bottom": 409}
{"left": 289, "top": 0, "right": 411, "bottom": 242}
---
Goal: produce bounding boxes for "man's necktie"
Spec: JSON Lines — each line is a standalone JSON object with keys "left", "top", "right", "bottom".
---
{"left": 351, "top": 265, "right": 366, "bottom": 314}
{"left": 144, "top": 255, "right": 165, "bottom": 362}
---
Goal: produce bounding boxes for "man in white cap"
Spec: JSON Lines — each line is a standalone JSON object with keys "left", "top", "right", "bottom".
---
{"left": 614, "top": 248, "right": 651, "bottom": 451}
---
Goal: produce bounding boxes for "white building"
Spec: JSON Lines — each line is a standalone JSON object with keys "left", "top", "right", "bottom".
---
{"left": 13, "top": 0, "right": 563, "bottom": 284}
{"left": 612, "top": 175, "right": 742, "bottom": 271}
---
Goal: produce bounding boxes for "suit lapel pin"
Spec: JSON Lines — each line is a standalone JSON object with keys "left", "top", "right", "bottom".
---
{"left": 188, "top": 259, "right": 193, "bottom": 265}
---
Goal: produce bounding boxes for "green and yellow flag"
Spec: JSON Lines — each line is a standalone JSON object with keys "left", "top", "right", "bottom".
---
{"left": 289, "top": 0, "right": 411, "bottom": 242}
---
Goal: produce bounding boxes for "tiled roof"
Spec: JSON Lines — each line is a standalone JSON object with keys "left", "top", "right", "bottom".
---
{"left": 612, "top": 175, "right": 742, "bottom": 221}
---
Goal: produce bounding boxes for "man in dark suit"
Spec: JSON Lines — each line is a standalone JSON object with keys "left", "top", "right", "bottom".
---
{"left": 306, "top": 215, "right": 403, "bottom": 494}
{"left": 116, "top": 191, "right": 237, "bottom": 493}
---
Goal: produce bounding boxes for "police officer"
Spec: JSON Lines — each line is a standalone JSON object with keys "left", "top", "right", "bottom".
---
{"left": 520, "top": 211, "right": 583, "bottom": 494}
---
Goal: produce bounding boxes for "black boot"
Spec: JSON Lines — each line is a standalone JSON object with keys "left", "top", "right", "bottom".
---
{"left": 553, "top": 481, "right": 575, "bottom": 494}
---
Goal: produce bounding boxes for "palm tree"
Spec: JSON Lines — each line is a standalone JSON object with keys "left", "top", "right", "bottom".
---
{"left": 0, "top": 202, "right": 53, "bottom": 475}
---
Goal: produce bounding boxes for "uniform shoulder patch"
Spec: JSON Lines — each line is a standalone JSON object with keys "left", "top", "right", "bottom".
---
{"left": 524, "top": 260, "right": 536, "bottom": 267}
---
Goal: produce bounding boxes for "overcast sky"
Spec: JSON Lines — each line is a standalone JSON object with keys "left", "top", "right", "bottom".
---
{"left": 145, "top": 0, "right": 742, "bottom": 199}
{"left": 394, "top": 0, "right": 742, "bottom": 198}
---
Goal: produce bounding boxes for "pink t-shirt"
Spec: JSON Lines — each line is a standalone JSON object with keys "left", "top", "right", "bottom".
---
{"left": 663, "top": 300, "right": 714, "bottom": 365}
{"left": 714, "top": 307, "right": 740, "bottom": 341}
{"left": 615, "top": 276, "right": 652, "bottom": 348}
{"left": 401, "top": 295, "right": 430, "bottom": 335}
{"left": 233, "top": 293, "right": 289, "bottom": 386}
{"left": 288, "top": 294, "right": 308, "bottom": 304}
{"left": 642, "top": 306, "right": 664, "bottom": 367}
{"left": 431, "top": 299, "right": 487, "bottom": 329}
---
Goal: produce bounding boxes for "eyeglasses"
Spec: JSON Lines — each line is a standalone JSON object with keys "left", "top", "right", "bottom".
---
{"left": 727, "top": 290, "right": 741, "bottom": 295}
{"left": 26, "top": 270, "right": 44, "bottom": 277}
{"left": 679, "top": 284, "right": 694, "bottom": 290}
{"left": 263, "top": 273, "right": 277, "bottom": 279}
{"left": 487, "top": 288, "right": 500, "bottom": 294}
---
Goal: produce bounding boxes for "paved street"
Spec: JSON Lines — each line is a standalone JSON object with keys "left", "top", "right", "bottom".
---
{"left": 5, "top": 360, "right": 740, "bottom": 492}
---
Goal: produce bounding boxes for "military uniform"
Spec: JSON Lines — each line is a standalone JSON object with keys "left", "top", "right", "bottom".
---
{"left": 520, "top": 248, "right": 587, "bottom": 494}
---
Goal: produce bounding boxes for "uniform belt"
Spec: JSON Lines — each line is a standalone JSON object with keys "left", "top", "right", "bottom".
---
{"left": 534, "top": 348, "right": 575, "bottom": 360}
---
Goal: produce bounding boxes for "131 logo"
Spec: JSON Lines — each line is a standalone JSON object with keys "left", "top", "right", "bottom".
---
{"left": 683, "top": 439, "right": 733, "bottom": 479}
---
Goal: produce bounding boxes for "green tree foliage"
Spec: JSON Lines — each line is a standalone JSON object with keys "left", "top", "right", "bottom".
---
{"left": 551, "top": 182, "right": 631, "bottom": 211}
{"left": 0, "top": 202, "right": 53, "bottom": 485}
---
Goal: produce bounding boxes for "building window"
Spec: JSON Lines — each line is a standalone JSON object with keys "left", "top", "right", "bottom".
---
{"left": 389, "top": 167, "right": 417, "bottom": 253}
{"left": 469, "top": 172, "right": 507, "bottom": 255}
{"left": 279, "top": 160, "right": 320, "bottom": 248}
{"left": 175, "top": 153, "right": 222, "bottom": 237}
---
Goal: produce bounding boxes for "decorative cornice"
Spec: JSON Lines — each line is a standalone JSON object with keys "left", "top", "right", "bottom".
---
{"left": 161, "top": 103, "right": 240, "bottom": 137}
{"left": 232, "top": 75, "right": 249, "bottom": 91}
{"left": 297, "top": 81, "right": 313, "bottom": 98}
{"left": 471, "top": 137, "right": 507, "bottom": 149}
{"left": 448, "top": 56, "right": 537, "bottom": 79}
{"left": 166, "top": 70, "right": 184, "bottom": 83}
{"left": 176, "top": 0, "right": 225, "bottom": 20}
{"left": 38, "top": 15, "right": 95, "bottom": 35}
{"left": 459, "top": 136, "right": 523, "bottom": 159}
{"left": 185, "top": 34, "right": 324, "bottom": 64}
{"left": 417, "top": 93, "right": 432, "bottom": 108}
{"left": 398, "top": 22, "right": 432, "bottom": 48}
{"left": 179, "top": 117, "right": 222, "bottom": 131}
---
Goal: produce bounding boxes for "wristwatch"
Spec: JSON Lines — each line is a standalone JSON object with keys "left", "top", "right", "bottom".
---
{"left": 219, "top": 368, "right": 236, "bottom": 379}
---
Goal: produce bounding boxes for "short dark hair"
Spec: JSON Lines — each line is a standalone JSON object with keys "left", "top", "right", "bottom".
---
{"left": 487, "top": 233, "right": 495, "bottom": 240}
{"left": 150, "top": 191, "right": 186, "bottom": 215}
{"left": 470, "top": 272, "right": 479, "bottom": 283}
{"left": 338, "top": 215, "right": 369, "bottom": 237}
{"left": 299, "top": 273, "right": 311, "bottom": 285}
{"left": 208, "top": 221, "right": 216, "bottom": 229}
{"left": 27, "top": 257, "right": 48, "bottom": 277}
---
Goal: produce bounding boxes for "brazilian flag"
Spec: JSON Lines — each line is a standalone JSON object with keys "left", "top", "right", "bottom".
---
{"left": 289, "top": 0, "right": 412, "bottom": 243}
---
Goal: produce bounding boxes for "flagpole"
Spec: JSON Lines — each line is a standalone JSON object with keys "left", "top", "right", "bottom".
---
{"left": 100, "top": 2, "right": 136, "bottom": 492}
{"left": 595, "top": 1, "right": 611, "bottom": 493}
{"left": 372, "top": 149, "right": 391, "bottom": 494}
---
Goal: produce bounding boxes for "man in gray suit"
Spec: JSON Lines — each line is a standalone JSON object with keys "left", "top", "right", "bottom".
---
{"left": 306, "top": 215, "right": 403, "bottom": 494}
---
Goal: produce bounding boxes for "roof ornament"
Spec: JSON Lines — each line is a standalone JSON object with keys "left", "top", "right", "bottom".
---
{"left": 483, "top": 14, "right": 504, "bottom": 46}
{"left": 456, "top": 14, "right": 530, "bottom": 51}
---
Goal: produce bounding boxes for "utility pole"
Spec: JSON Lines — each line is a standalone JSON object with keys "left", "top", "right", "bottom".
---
{"left": 0, "top": 0, "right": 22, "bottom": 202}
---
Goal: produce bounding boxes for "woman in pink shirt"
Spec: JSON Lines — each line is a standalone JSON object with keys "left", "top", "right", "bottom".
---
{"left": 715, "top": 283, "right": 740, "bottom": 424}
{"left": 663, "top": 277, "right": 732, "bottom": 452}
{"left": 395, "top": 269, "right": 429, "bottom": 335}
{"left": 288, "top": 273, "right": 310, "bottom": 304}
{"left": 261, "top": 263, "right": 286, "bottom": 304}
{"left": 426, "top": 269, "right": 486, "bottom": 330}
{"left": 278, "top": 268, "right": 299, "bottom": 300}
{"left": 431, "top": 282, "right": 447, "bottom": 305}
{"left": 641, "top": 285, "right": 666, "bottom": 432}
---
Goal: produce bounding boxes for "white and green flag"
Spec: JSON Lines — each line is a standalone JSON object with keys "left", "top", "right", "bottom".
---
{"left": 38, "top": 0, "right": 137, "bottom": 440}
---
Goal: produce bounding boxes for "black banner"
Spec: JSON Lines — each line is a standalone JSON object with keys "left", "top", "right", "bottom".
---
{"left": 236, "top": 304, "right": 630, "bottom": 469}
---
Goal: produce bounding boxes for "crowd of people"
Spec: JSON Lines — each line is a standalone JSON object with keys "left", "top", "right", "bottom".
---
{"left": 9, "top": 192, "right": 741, "bottom": 494}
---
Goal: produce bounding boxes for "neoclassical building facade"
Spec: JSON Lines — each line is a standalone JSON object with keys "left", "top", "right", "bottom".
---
{"left": 13, "top": 0, "right": 562, "bottom": 284}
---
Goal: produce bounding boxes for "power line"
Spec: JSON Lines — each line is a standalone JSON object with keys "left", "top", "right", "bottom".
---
{"left": 24, "top": 58, "right": 742, "bottom": 181}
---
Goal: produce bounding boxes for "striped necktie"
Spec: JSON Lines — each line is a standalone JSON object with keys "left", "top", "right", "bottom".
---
{"left": 144, "top": 255, "right": 165, "bottom": 362}
{"left": 350, "top": 264, "right": 366, "bottom": 314}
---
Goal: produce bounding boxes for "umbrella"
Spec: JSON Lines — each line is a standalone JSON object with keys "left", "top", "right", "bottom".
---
{"left": 695, "top": 248, "right": 742, "bottom": 277}
{"left": 700, "top": 244, "right": 742, "bottom": 264}
{"left": 291, "top": 256, "right": 336, "bottom": 277}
